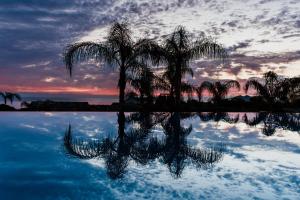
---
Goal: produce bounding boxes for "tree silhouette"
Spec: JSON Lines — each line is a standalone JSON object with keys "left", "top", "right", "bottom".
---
{"left": 64, "top": 22, "right": 158, "bottom": 105}
{"left": 0, "top": 92, "right": 21, "bottom": 105}
{"left": 278, "top": 77, "right": 300, "bottom": 103}
{"left": 127, "top": 66, "right": 158, "bottom": 104}
{"left": 154, "top": 26, "right": 227, "bottom": 105}
{"left": 244, "top": 71, "right": 300, "bottom": 104}
{"left": 197, "top": 80, "right": 240, "bottom": 103}
{"left": 0, "top": 92, "right": 5, "bottom": 104}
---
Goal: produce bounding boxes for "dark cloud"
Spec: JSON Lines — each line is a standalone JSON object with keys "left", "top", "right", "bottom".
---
{"left": 190, "top": 51, "right": 300, "bottom": 82}
{"left": 227, "top": 40, "right": 253, "bottom": 53}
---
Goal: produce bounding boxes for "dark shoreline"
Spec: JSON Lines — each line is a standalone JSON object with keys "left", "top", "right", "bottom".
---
{"left": 1, "top": 104, "right": 299, "bottom": 112}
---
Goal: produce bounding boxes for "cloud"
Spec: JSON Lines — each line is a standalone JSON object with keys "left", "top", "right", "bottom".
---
{"left": 22, "top": 61, "right": 51, "bottom": 68}
{"left": 0, "top": 0, "right": 299, "bottom": 94}
{"left": 42, "top": 77, "right": 58, "bottom": 83}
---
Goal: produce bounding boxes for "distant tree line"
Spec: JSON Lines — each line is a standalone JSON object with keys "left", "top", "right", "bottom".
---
{"left": 64, "top": 22, "right": 300, "bottom": 107}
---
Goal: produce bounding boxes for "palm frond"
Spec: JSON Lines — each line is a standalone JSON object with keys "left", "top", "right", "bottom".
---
{"left": 197, "top": 81, "right": 215, "bottom": 101}
{"left": 225, "top": 80, "right": 240, "bottom": 90}
{"left": 108, "top": 22, "right": 132, "bottom": 48}
{"left": 132, "top": 38, "right": 163, "bottom": 66}
{"left": 191, "top": 38, "right": 227, "bottom": 60}
{"left": 64, "top": 42, "right": 108, "bottom": 76}
{"left": 63, "top": 125, "right": 103, "bottom": 159}
{"left": 245, "top": 80, "right": 268, "bottom": 97}
{"left": 181, "top": 82, "right": 195, "bottom": 98}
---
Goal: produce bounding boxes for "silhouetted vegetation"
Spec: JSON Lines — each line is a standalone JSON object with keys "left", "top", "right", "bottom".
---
{"left": 0, "top": 92, "right": 21, "bottom": 105}
{"left": 197, "top": 80, "right": 240, "bottom": 103}
{"left": 243, "top": 112, "right": 300, "bottom": 136}
{"left": 62, "top": 22, "right": 300, "bottom": 112}
{"left": 245, "top": 71, "right": 300, "bottom": 105}
{"left": 63, "top": 111, "right": 300, "bottom": 180}
{"left": 64, "top": 22, "right": 158, "bottom": 105}
{"left": 151, "top": 26, "right": 227, "bottom": 105}
{"left": 198, "top": 112, "right": 239, "bottom": 124}
{"left": 63, "top": 112, "right": 224, "bottom": 179}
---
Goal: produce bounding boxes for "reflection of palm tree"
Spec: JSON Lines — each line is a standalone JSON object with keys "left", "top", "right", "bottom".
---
{"left": 155, "top": 26, "right": 227, "bottom": 105}
{"left": 0, "top": 92, "right": 21, "bottom": 105}
{"left": 64, "top": 22, "right": 157, "bottom": 105}
{"left": 160, "top": 112, "right": 224, "bottom": 178}
{"left": 198, "top": 112, "right": 239, "bottom": 124}
{"left": 64, "top": 112, "right": 224, "bottom": 179}
{"left": 64, "top": 112, "right": 154, "bottom": 179}
{"left": 197, "top": 80, "right": 240, "bottom": 103}
{"left": 243, "top": 112, "right": 300, "bottom": 136}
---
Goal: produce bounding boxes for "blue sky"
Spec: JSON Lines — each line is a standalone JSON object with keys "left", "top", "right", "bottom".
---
{"left": 0, "top": 0, "right": 299, "bottom": 95}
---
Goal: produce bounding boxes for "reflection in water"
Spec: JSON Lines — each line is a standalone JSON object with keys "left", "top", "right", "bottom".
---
{"left": 64, "top": 112, "right": 224, "bottom": 179}
{"left": 243, "top": 112, "right": 300, "bottom": 136}
{"left": 159, "top": 113, "right": 224, "bottom": 178}
{"left": 198, "top": 112, "right": 239, "bottom": 124}
{"left": 63, "top": 112, "right": 300, "bottom": 180}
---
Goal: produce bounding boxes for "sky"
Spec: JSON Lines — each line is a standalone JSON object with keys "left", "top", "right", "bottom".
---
{"left": 0, "top": 0, "right": 300, "bottom": 96}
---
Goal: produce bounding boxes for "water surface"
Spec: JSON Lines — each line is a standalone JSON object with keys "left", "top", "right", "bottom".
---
{"left": 0, "top": 112, "right": 299, "bottom": 200}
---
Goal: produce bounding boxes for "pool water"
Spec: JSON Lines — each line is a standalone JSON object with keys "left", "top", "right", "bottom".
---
{"left": 0, "top": 112, "right": 299, "bottom": 200}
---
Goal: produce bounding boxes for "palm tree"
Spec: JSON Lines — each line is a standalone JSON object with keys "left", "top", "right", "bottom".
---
{"left": 127, "top": 66, "right": 157, "bottom": 104}
{"left": 0, "top": 92, "right": 21, "bottom": 105}
{"left": 244, "top": 71, "right": 300, "bottom": 104}
{"left": 197, "top": 80, "right": 240, "bottom": 103}
{"left": 0, "top": 92, "right": 4, "bottom": 104}
{"left": 64, "top": 22, "right": 158, "bottom": 105}
{"left": 278, "top": 77, "right": 300, "bottom": 103}
{"left": 155, "top": 26, "right": 227, "bottom": 105}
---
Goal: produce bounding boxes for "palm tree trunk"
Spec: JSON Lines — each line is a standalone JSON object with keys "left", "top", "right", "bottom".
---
{"left": 175, "top": 64, "right": 182, "bottom": 105}
{"left": 140, "top": 93, "right": 144, "bottom": 105}
{"left": 119, "top": 67, "right": 126, "bottom": 105}
{"left": 118, "top": 111, "right": 125, "bottom": 137}
{"left": 4, "top": 97, "right": 7, "bottom": 105}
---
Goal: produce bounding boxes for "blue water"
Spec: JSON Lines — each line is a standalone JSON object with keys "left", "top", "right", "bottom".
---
{"left": 0, "top": 112, "right": 299, "bottom": 200}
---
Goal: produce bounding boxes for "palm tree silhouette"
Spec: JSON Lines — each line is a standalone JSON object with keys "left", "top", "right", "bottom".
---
{"left": 197, "top": 80, "right": 240, "bottom": 103}
{"left": 245, "top": 71, "right": 279, "bottom": 104}
{"left": 154, "top": 26, "right": 227, "bottom": 105}
{"left": 278, "top": 77, "right": 300, "bottom": 103}
{"left": 0, "top": 92, "right": 21, "bottom": 105}
{"left": 64, "top": 22, "right": 158, "bottom": 105}
{"left": 246, "top": 72, "right": 300, "bottom": 104}
{"left": 127, "top": 66, "right": 158, "bottom": 104}
{"left": 0, "top": 92, "right": 5, "bottom": 104}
